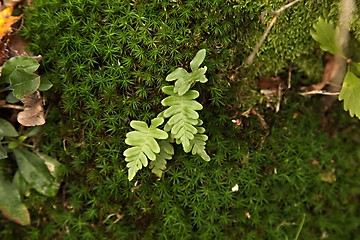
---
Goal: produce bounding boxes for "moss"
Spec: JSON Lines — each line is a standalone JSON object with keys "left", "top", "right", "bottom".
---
{"left": 1, "top": 0, "right": 360, "bottom": 239}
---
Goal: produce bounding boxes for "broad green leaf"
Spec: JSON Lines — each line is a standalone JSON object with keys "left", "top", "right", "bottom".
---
{"left": 0, "top": 118, "right": 18, "bottom": 137}
{"left": 190, "top": 49, "right": 206, "bottom": 72}
{"left": 5, "top": 92, "right": 19, "bottom": 103}
{"left": 310, "top": 17, "right": 342, "bottom": 56}
{"left": 9, "top": 69, "right": 41, "bottom": 99}
{"left": 38, "top": 79, "right": 53, "bottom": 91}
{"left": 0, "top": 143, "right": 7, "bottom": 159}
{"left": 13, "top": 149, "right": 59, "bottom": 197}
{"left": 25, "top": 126, "right": 42, "bottom": 137}
{"left": 339, "top": 69, "right": 360, "bottom": 119}
{"left": 13, "top": 171, "right": 31, "bottom": 198}
{"left": 0, "top": 175, "right": 30, "bottom": 225}
{"left": 36, "top": 153, "right": 63, "bottom": 180}
{"left": 1, "top": 56, "right": 39, "bottom": 83}
{"left": 350, "top": 62, "right": 360, "bottom": 78}
{"left": 166, "top": 68, "right": 189, "bottom": 81}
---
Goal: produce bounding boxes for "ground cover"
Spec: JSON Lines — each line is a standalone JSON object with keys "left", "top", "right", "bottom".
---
{"left": 1, "top": 0, "right": 360, "bottom": 239}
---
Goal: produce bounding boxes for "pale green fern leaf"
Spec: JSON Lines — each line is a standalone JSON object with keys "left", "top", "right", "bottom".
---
{"left": 161, "top": 86, "right": 203, "bottom": 152}
{"left": 150, "top": 140, "right": 174, "bottom": 178}
{"left": 190, "top": 127, "right": 210, "bottom": 161}
{"left": 166, "top": 49, "right": 208, "bottom": 96}
{"left": 124, "top": 117, "right": 168, "bottom": 180}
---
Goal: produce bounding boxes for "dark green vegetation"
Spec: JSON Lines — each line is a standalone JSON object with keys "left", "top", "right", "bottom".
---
{"left": 1, "top": 0, "right": 360, "bottom": 239}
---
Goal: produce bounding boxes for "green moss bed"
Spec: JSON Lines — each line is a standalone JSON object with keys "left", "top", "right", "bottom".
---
{"left": 1, "top": 0, "right": 360, "bottom": 239}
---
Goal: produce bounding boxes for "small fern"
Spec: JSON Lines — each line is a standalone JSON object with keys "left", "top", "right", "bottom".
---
{"left": 124, "top": 118, "right": 168, "bottom": 181}
{"left": 161, "top": 86, "right": 203, "bottom": 152}
{"left": 166, "top": 49, "right": 208, "bottom": 95}
{"left": 190, "top": 125, "right": 210, "bottom": 161}
{"left": 149, "top": 140, "right": 174, "bottom": 178}
{"left": 123, "top": 49, "right": 210, "bottom": 180}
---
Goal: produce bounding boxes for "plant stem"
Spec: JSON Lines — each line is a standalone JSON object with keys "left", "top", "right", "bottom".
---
{"left": 294, "top": 213, "right": 306, "bottom": 240}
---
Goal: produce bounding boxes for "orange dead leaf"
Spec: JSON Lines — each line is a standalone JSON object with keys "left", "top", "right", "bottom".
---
{"left": 17, "top": 91, "right": 45, "bottom": 126}
{"left": 0, "top": 6, "right": 22, "bottom": 40}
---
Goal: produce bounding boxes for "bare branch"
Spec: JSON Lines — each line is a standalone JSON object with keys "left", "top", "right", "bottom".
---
{"left": 299, "top": 90, "right": 340, "bottom": 96}
{"left": 246, "top": 0, "right": 302, "bottom": 65}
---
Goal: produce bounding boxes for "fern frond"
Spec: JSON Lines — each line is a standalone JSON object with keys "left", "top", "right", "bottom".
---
{"left": 161, "top": 86, "right": 203, "bottom": 152}
{"left": 123, "top": 117, "right": 168, "bottom": 180}
{"left": 165, "top": 49, "right": 208, "bottom": 96}
{"left": 190, "top": 126, "right": 210, "bottom": 161}
{"left": 149, "top": 140, "right": 174, "bottom": 178}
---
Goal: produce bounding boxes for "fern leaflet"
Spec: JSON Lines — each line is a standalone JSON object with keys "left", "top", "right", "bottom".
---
{"left": 149, "top": 140, "right": 174, "bottom": 178}
{"left": 161, "top": 86, "right": 202, "bottom": 152}
{"left": 123, "top": 117, "right": 168, "bottom": 180}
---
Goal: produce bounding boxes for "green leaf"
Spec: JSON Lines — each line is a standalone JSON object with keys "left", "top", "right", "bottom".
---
{"left": 190, "top": 128, "right": 210, "bottom": 161}
{"left": 150, "top": 140, "right": 174, "bottom": 178}
{"left": 0, "top": 175, "right": 30, "bottom": 225}
{"left": 38, "top": 78, "right": 53, "bottom": 91}
{"left": 166, "top": 68, "right": 189, "bottom": 81}
{"left": 174, "top": 76, "right": 193, "bottom": 96}
{"left": 6, "top": 92, "right": 20, "bottom": 103}
{"left": 161, "top": 90, "right": 204, "bottom": 152}
{"left": 123, "top": 118, "right": 169, "bottom": 181}
{"left": 190, "top": 49, "right": 206, "bottom": 72}
{"left": 13, "top": 171, "right": 31, "bottom": 198}
{"left": 310, "top": 17, "right": 342, "bottom": 56}
{"left": 0, "top": 118, "right": 18, "bottom": 137}
{"left": 0, "top": 143, "right": 7, "bottom": 159}
{"left": 25, "top": 126, "right": 42, "bottom": 137}
{"left": 1, "top": 56, "right": 40, "bottom": 83}
{"left": 13, "top": 149, "right": 59, "bottom": 197}
{"left": 9, "top": 69, "right": 41, "bottom": 99}
{"left": 339, "top": 69, "right": 360, "bottom": 119}
{"left": 36, "top": 153, "right": 63, "bottom": 180}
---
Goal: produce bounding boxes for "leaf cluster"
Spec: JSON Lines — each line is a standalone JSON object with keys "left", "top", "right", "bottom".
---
{"left": 0, "top": 121, "right": 62, "bottom": 226}
{"left": 0, "top": 56, "right": 61, "bottom": 225}
{"left": 124, "top": 49, "right": 210, "bottom": 181}
{"left": 311, "top": 17, "right": 360, "bottom": 119}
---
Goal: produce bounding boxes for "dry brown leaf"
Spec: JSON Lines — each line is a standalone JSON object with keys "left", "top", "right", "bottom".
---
{"left": 0, "top": 6, "right": 22, "bottom": 40}
{"left": 310, "top": 54, "right": 335, "bottom": 91}
{"left": 17, "top": 91, "right": 45, "bottom": 126}
{"left": 8, "top": 34, "right": 29, "bottom": 57}
{"left": 0, "top": 34, "right": 10, "bottom": 65}
{"left": 4, "top": 0, "right": 24, "bottom": 7}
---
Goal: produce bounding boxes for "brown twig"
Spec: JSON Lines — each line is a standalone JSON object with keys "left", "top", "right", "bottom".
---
{"left": 246, "top": 0, "right": 302, "bottom": 65}
{"left": 299, "top": 90, "right": 340, "bottom": 96}
{"left": 0, "top": 102, "right": 25, "bottom": 110}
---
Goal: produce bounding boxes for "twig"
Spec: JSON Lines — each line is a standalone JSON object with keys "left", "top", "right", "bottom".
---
{"left": 287, "top": 68, "right": 292, "bottom": 89}
{"left": 0, "top": 103, "right": 25, "bottom": 110}
{"left": 246, "top": 0, "right": 302, "bottom": 65}
{"left": 299, "top": 90, "right": 340, "bottom": 96}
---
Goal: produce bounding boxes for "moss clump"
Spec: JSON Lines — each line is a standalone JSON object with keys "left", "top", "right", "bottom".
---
{"left": 1, "top": 0, "right": 360, "bottom": 239}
